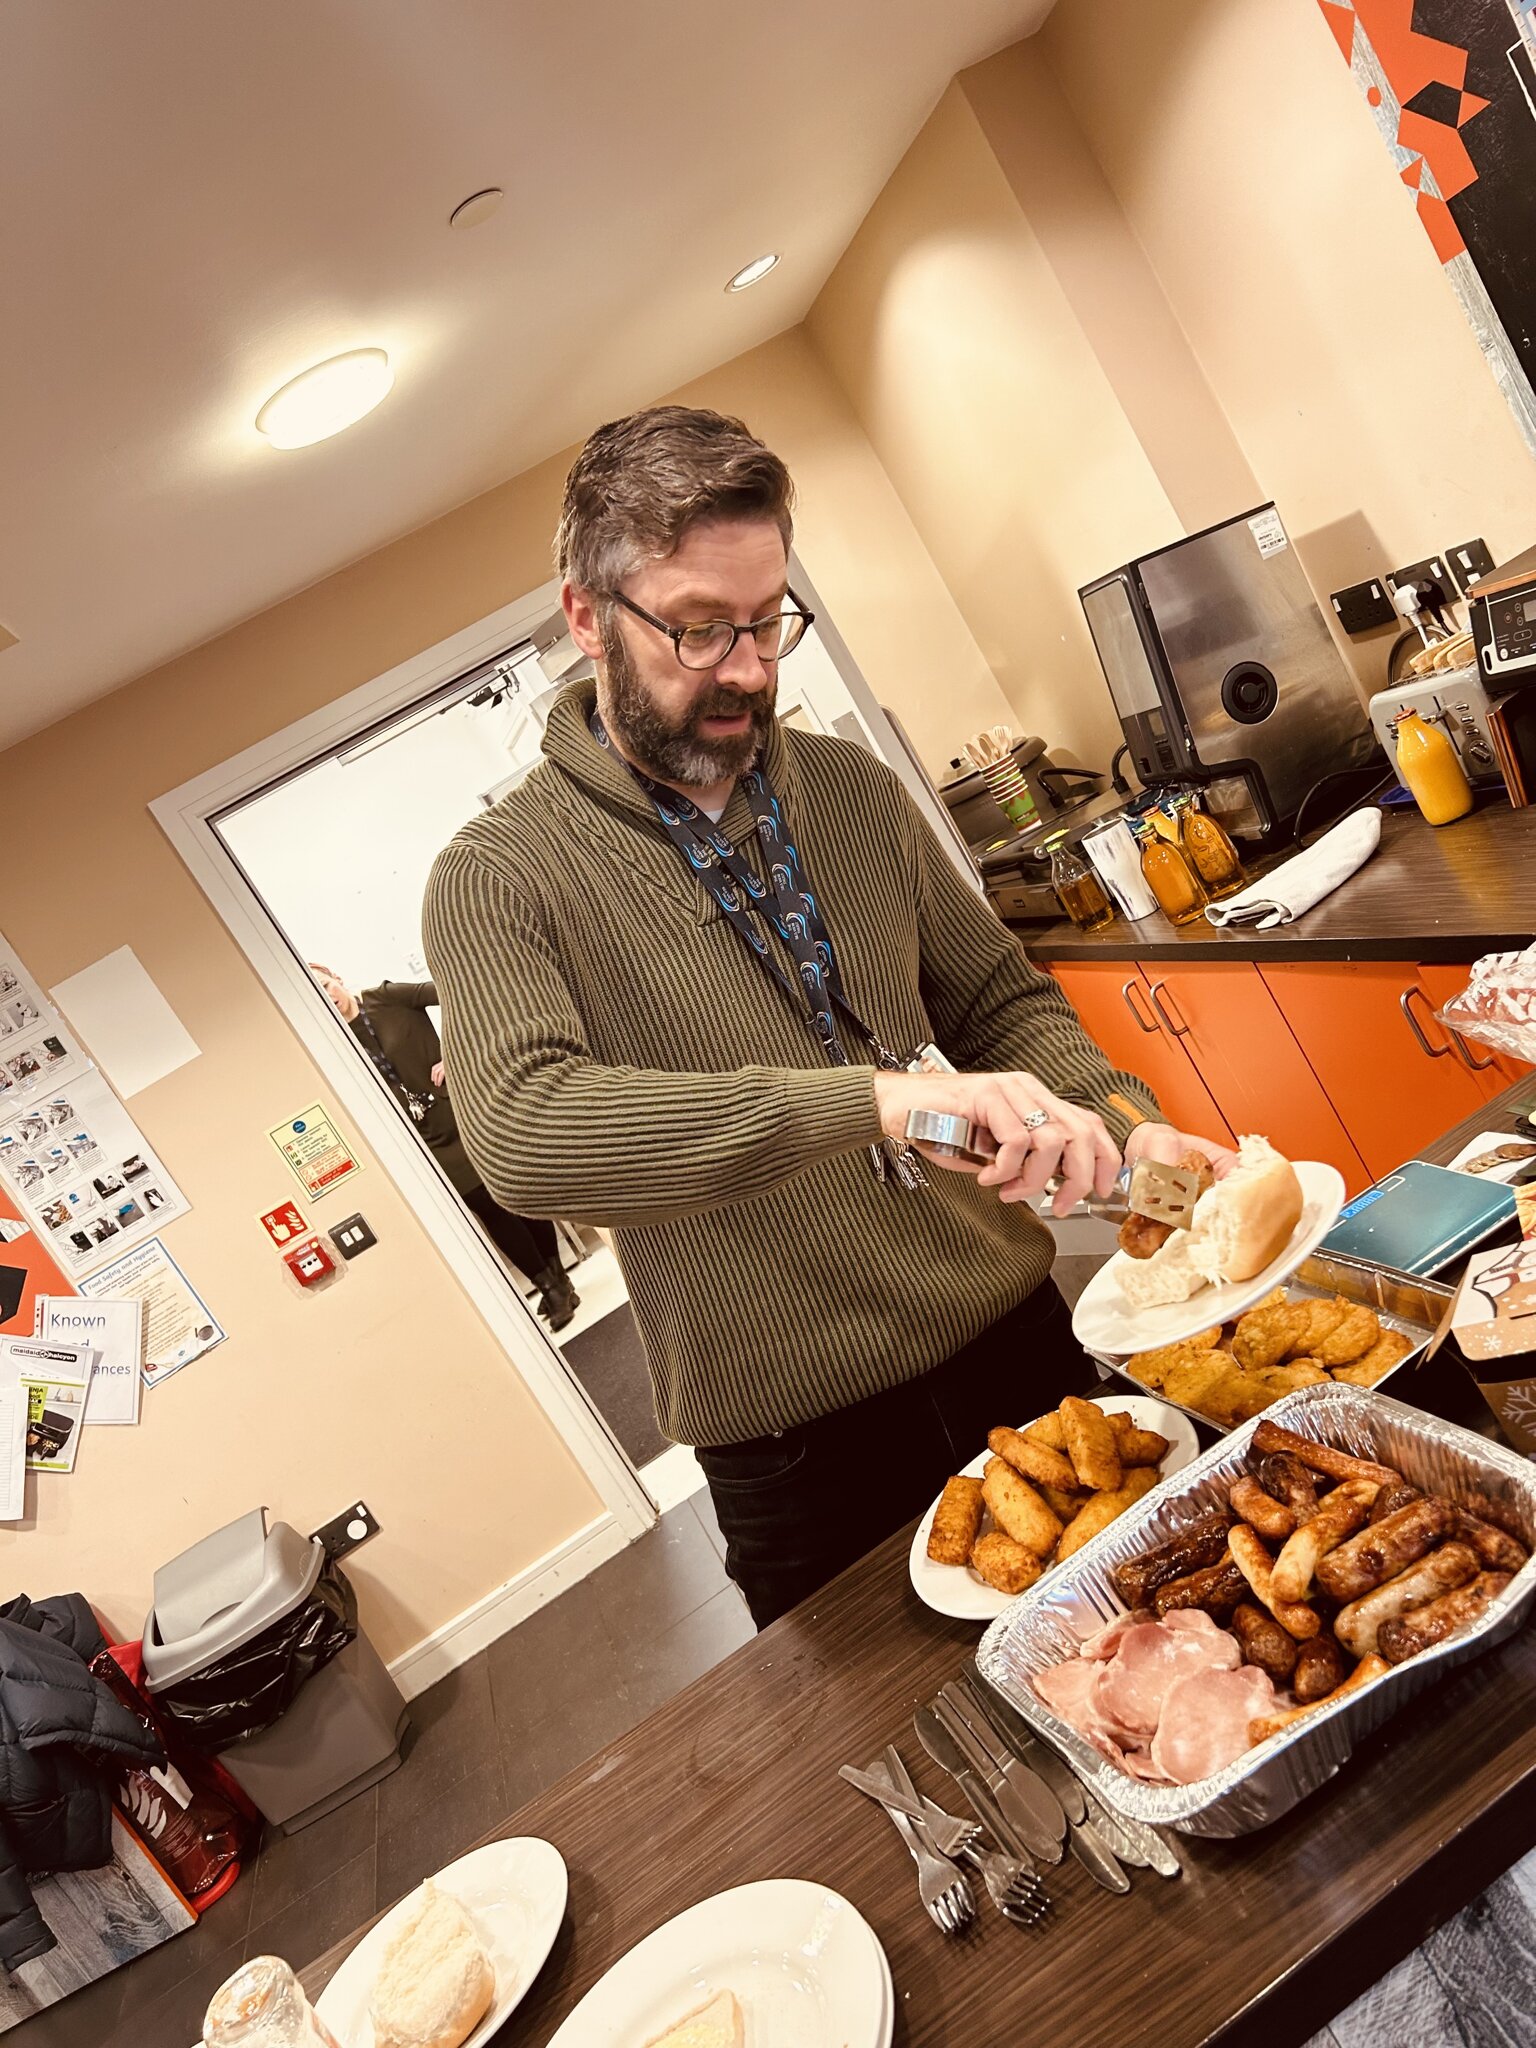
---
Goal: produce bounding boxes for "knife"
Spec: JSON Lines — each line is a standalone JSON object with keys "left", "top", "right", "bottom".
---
{"left": 960, "top": 1661, "right": 1088, "bottom": 1824}
{"left": 962, "top": 1661, "right": 1181, "bottom": 1880}
{"left": 928, "top": 1696, "right": 1064, "bottom": 1866}
{"left": 1065, "top": 1816, "right": 1132, "bottom": 1894}
{"left": 911, "top": 1707, "right": 1040, "bottom": 1870}
{"left": 938, "top": 1684, "right": 1067, "bottom": 1846}
{"left": 838, "top": 1763, "right": 958, "bottom": 1832}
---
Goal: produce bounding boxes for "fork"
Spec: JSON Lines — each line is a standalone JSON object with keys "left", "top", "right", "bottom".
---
{"left": 880, "top": 1746, "right": 1048, "bottom": 1929}
{"left": 865, "top": 1757, "right": 975, "bottom": 1936}
{"left": 837, "top": 1765, "right": 982, "bottom": 1860}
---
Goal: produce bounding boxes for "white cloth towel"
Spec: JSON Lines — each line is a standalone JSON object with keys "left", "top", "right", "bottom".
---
{"left": 1203, "top": 807, "right": 1382, "bottom": 929}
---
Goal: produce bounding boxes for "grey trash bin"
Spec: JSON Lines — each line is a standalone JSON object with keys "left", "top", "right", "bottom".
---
{"left": 141, "top": 1507, "right": 410, "bottom": 1834}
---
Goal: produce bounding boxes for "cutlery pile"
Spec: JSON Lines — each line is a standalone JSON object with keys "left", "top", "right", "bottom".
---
{"left": 840, "top": 1660, "right": 1182, "bottom": 1937}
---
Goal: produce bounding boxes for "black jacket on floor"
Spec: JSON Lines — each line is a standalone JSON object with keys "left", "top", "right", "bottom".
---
{"left": 0, "top": 1593, "right": 163, "bottom": 1971}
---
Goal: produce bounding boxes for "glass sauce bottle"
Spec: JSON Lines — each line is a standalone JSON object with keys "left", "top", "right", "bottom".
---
{"left": 1174, "top": 792, "right": 1246, "bottom": 899}
{"left": 1393, "top": 709, "right": 1472, "bottom": 826}
{"left": 1134, "top": 817, "right": 1210, "bottom": 925}
{"left": 1045, "top": 832, "right": 1114, "bottom": 932}
{"left": 204, "top": 1957, "right": 342, "bottom": 2048}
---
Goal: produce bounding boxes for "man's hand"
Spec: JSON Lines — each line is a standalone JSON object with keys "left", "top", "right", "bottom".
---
{"left": 873, "top": 1069, "right": 1121, "bottom": 1216}
{"left": 431, "top": 1060, "right": 446, "bottom": 1089}
{"left": 1123, "top": 1120, "right": 1238, "bottom": 1178}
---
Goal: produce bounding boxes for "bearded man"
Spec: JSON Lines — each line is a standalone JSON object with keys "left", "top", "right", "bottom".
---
{"left": 423, "top": 404, "right": 1227, "bottom": 1627}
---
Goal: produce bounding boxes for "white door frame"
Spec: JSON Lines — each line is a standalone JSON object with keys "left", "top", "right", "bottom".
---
{"left": 151, "top": 576, "right": 657, "bottom": 1543}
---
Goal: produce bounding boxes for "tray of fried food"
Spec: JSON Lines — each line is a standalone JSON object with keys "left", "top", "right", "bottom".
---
{"left": 977, "top": 1382, "right": 1536, "bottom": 1835}
{"left": 921, "top": 1392, "right": 1193, "bottom": 1606}
{"left": 1111, "top": 1252, "right": 1448, "bottom": 1432}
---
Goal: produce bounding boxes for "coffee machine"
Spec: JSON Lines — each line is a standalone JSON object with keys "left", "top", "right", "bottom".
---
{"left": 1080, "top": 505, "right": 1377, "bottom": 845}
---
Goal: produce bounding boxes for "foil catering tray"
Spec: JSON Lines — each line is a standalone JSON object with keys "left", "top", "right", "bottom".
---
{"left": 1095, "top": 1251, "right": 1453, "bottom": 1432}
{"left": 976, "top": 1381, "right": 1536, "bottom": 1838}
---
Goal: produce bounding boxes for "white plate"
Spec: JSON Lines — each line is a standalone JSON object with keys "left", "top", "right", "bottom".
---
{"left": 907, "top": 1393, "right": 1199, "bottom": 1622}
{"left": 314, "top": 1837, "right": 568, "bottom": 2048}
{"left": 1070, "top": 1160, "right": 1347, "bottom": 1356}
{"left": 547, "top": 1877, "right": 890, "bottom": 2048}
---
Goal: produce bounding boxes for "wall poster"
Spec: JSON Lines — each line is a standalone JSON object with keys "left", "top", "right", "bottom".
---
{"left": 1320, "top": 0, "right": 1536, "bottom": 454}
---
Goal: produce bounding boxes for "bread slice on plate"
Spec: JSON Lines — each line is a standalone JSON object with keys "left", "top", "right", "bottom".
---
{"left": 369, "top": 1881, "right": 496, "bottom": 2048}
{"left": 645, "top": 1988, "right": 745, "bottom": 2048}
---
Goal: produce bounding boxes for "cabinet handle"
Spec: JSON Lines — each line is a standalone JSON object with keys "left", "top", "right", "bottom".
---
{"left": 1147, "top": 980, "right": 1191, "bottom": 1038}
{"left": 1448, "top": 1026, "right": 1497, "bottom": 1073}
{"left": 1122, "top": 979, "right": 1160, "bottom": 1034}
{"left": 1399, "top": 986, "right": 1451, "bottom": 1060}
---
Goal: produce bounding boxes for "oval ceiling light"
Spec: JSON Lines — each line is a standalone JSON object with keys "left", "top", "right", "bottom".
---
{"left": 255, "top": 348, "right": 394, "bottom": 449}
{"left": 449, "top": 187, "right": 504, "bottom": 230}
{"left": 725, "top": 252, "right": 780, "bottom": 293}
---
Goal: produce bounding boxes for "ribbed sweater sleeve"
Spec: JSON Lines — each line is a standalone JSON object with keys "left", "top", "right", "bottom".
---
{"left": 902, "top": 784, "right": 1162, "bottom": 1144}
{"left": 421, "top": 842, "right": 884, "bottom": 1226}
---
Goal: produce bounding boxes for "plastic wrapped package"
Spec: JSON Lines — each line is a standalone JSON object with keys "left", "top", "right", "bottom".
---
{"left": 151, "top": 1561, "right": 358, "bottom": 1754}
{"left": 1435, "top": 945, "right": 1536, "bottom": 1064}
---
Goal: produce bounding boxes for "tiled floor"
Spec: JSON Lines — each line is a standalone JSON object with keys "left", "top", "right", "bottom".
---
{"left": 15, "top": 1491, "right": 747, "bottom": 2048}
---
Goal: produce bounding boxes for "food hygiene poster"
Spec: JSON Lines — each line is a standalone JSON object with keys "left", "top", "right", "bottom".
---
{"left": 0, "top": 932, "right": 188, "bottom": 1276}
{"left": 80, "top": 1238, "right": 224, "bottom": 1389}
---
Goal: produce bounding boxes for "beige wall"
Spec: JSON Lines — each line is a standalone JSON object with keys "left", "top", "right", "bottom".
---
{"left": 806, "top": 83, "right": 1183, "bottom": 772}
{"left": 2, "top": 328, "right": 1001, "bottom": 1657}
{"left": 1041, "top": 0, "right": 1536, "bottom": 694}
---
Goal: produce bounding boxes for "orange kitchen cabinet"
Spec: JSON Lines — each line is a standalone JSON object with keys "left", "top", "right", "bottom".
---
{"left": 1259, "top": 962, "right": 1489, "bottom": 1180}
{"left": 1415, "top": 964, "right": 1535, "bottom": 1101}
{"left": 1137, "top": 964, "right": 1371, "bottom": 1194}
{"left": 1046, "top": 961, "right": 1235, "bottom": 1146}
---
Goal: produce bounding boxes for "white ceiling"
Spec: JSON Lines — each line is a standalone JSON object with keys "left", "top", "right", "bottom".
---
{"left": 0, "top": 0, "right": 1054, "bottom": 752}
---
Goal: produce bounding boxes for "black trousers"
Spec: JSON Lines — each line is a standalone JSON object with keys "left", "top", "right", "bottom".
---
{"left": 463, "top": 1184, "right": 559, "bottom": 1285}
{"left": 696, "top": 1280, "right": 1096, "bottom": 1630}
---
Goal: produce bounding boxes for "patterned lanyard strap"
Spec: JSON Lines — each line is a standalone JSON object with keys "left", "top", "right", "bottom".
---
{"left": 592, "top": 711, "right": 923, "bottom": 1189}
{"left": 354, "top": 1009, "right": 433, "bottom": 1124}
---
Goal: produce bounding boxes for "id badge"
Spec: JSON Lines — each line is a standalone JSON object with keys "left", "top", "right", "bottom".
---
{"left": 907, "top": 1042, "right": 957, "bottom": 1075}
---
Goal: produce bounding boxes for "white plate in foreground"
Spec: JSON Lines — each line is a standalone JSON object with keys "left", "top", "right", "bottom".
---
{"left": 547, "top": 1877, "right": 890, "bottom": 2048}
{"left": 314, "top": 1837, "right": 567, "bottom": 2048}
{"left": 1070, "top": 1160, "right": 1347, "bottom": 1357}
{"left": 908, "top": 1393, "right": 1199, "bottom": 1622}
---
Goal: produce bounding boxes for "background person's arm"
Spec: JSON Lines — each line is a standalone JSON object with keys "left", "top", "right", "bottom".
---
{"left": 422, "top": 844, "right": 885, "bottom": 1225}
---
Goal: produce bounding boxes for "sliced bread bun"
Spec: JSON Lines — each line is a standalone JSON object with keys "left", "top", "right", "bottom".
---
{"left": 1116, "top": 1138, "right": 1303, "bottom": 1309}
{"left": 1187, "top": 1136, "right": 1304, "bottom": 1285}
{"left": 369, "top": 1882, "right": 495, "bottom": 2048}
{"left": 645, "top": 1989, "right": 745, "bottom": 2048}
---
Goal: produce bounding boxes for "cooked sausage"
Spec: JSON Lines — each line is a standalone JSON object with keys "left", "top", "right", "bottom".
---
{"left": 1152, "top": 1555, "right": 1248, "bottom": 1621}
{"left": 1292, "top": 1633, "right": 1350, "bottom": 1703}
{"left": 1250, "top": 1421, "right": 1400, "bottom": 1491}
{"left": 1314, "top": 1497, "right": 1457, "bottom": 1603}
{"left": 1368, "top": 1479, "right": 1422, "bottom": 1525}
{"left": 1270, "top": 1479, "right": 1378, "bottom": 1605}
{"left": 1256, "top": 1452, "right": 1320, "bottom": 1522}
{"left": 1248, "top": 1655, "right": 1390, "bottom": 1746}
{"left": 1378, "top": 1570, "right": 1514, "bottom": 1664}
{"left": 1230, "top": 1476, "right": 1296, "bottom": 1542}
{"left": 1453, "top": 1509, "right": 1531, "bottom": 1575}
{"left": 1231, "top": 1600, "right": 1300, "bottom": 1682}
{"left": 1228, "top": 1523, "right": 1322, "bottom": 1640}
{"left": 1463, "top": 1490, "right": 1530, "bottom": 1546}
{"left": 1119, "top": 1210, "right": 1174, "bottom": 1260}
{"left": 1112, "top": 1510, "right": 1235, "bottom": 1609}
{"left": 1334, "top": 1542, "right": 1479, "bottom": 1658}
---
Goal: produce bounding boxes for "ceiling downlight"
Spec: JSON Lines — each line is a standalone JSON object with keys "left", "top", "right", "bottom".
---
{"left": 254, "top": 349, "right": 395, "bottom": 449}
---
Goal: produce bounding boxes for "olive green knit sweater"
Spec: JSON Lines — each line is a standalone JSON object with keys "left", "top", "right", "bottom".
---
{"left": 422, "top": 681, "right": 1160, "bottom": 1445}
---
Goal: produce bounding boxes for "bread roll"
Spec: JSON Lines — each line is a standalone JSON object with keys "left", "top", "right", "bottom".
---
{"left": 369, "top": 1882, "right": 495, "bottom": 2048}
{"left": 646, "top": 1989, "right": 745, "bottom": 2048}
{"left": 1117, "top": 1137, "right": 1303, "bottom": 1309}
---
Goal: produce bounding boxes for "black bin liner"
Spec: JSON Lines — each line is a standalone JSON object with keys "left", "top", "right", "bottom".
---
{"left": 153, "top": 1560, "right": 358, "bottom": 1753}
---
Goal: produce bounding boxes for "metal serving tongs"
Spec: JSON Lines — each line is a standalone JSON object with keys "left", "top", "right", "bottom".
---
{"left": 905, "top": 1107, "right": 1203, "bottom": 1232}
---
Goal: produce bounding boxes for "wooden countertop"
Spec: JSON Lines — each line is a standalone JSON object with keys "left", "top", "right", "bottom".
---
{"left": 1019, "top": 798, "right": 1536, "bottom": 965}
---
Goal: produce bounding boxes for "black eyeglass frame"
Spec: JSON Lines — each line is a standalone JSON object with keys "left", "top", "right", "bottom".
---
{"left": 605, "top": 587, "right": 816, "bottom": 670}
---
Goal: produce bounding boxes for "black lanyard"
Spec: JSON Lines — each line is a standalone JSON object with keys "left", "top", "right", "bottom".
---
{"left": 352, "top": 1010, "right": 434, "bottom": 1125}
{"left": 592, "top": 711, "right": 922, "bottom": 1188}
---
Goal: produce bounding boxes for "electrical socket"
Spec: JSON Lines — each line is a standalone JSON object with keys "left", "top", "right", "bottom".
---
{"left": 1387, "top": 555, "right": 1458, "bottom": 614}
{"left": 1444, "top": 538, "right": 1495, "bottom": 595}
{"left": 311, "top": 1500, "right": 381, "bottom": 1563}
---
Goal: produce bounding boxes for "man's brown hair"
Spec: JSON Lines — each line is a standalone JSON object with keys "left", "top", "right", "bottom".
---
{"left": 556, "top": 405, "right": 794, "bottom": 598}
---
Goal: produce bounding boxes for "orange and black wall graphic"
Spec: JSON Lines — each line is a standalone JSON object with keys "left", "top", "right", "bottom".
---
{"left": 1321, "top": 0, "right": 1536, "bottom": 447}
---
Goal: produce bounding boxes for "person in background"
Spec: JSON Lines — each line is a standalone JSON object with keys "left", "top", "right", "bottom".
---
{"left": 422, "top": 405, "right": 1233, "bottom": 1628}
{"left": 309, "top": 967, "right": 580, "bottom": 1332}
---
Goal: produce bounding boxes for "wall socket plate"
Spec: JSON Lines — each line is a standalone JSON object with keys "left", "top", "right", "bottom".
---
{"left": 1445, "top": 538, "right": 1495, "bottom": 595}
{"left": 1388, "top": 555, "right": 1457, "bottom": 614}
{"left": 312, "top": 1500, "right": 381, "bottom": 1562}
{"left": 1331, "top": 577, "right": 1398, "bottom": 633}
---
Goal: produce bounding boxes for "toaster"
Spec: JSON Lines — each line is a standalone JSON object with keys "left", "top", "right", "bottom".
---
{"left": 1368, "top": 666, "right": 1503, "bottom": 786}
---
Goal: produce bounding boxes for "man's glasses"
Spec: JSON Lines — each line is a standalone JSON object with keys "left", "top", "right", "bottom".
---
{"left": 607, "top": 588, "right": 815, "bottom": 671}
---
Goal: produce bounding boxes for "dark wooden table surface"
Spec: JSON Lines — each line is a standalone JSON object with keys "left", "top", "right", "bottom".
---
{"left": 303, "top": 1077, "right": 1536, "bottom": 2047}
{"left": 1019, "top": 796, "right": 1536, "bottom": 964}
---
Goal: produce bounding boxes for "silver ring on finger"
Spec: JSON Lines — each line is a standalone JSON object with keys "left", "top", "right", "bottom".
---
{"left": 1022, "top": 1109, "right": 1052, "bottom": 1132}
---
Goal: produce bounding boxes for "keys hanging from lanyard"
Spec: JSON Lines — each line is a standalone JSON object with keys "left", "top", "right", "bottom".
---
{"left": 592, "top": 712, "right": 924, "bottom": 1189}
{"left": 354, "top": 1011, "right": 435, "bottom": 1125}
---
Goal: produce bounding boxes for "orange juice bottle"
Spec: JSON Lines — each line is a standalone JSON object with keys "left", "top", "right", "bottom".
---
{"left": 1393, "top": 709, "right": 1471, "bottom": 826}
{"left": 1133, "top": 817, "right": 1209, "bottom": 925}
